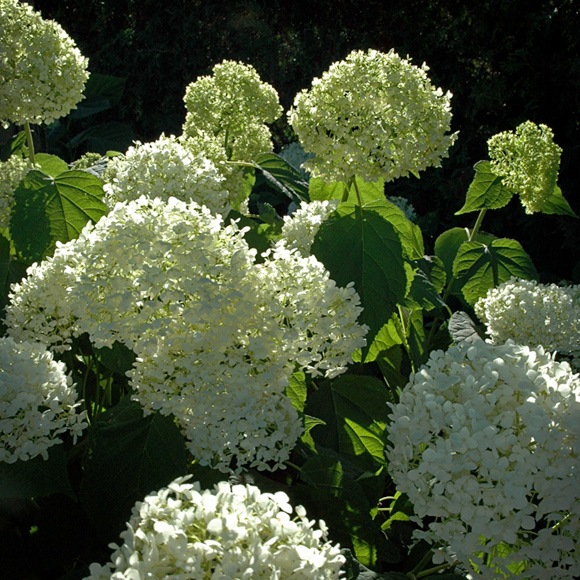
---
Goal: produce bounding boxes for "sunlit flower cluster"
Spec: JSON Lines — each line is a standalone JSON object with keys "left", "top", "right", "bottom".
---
{"left": 280, "top": 199, "right": 340, "bottom": 256}
{"left": 0, "top": 336, "right": 87, "bottom": 463}
{"left": 487, "top": 121, "right": 562, "bottom": 214}
{"left": 475, "top": 277, "right": 580, "bottom": 356}
{"left": 386, "top": 340, "right": 580, "bottom": 579}
{"left": 5, "top": 196, "right": 367, "bottom": 471}
{"left": 102, "top": 134, "right": 231, "bottom": 215}
{"left": 0, "top": 0, "right": 89, "bottom": 127}
{"left": 182, "top": 60, "right": 282, "bottom": 162}
{"left": 0, "top": 154, "right": 32, "bottom": 229}
{"left": 84, "top": 476, "right": 345, "bottom": 580}
{"left": 288, "top": 49, "right": 457, "bottom": 184}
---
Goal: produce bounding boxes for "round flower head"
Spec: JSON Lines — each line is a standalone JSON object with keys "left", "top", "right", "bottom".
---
{"left": 288, "top": 49, "right": 457, "bottom": 184}
{"left": 0, "top": 154, "right": 33, "bottom": 229}
{"left": 182, "top": 60, "right": 282, "bottom": 162}
{"left": 102, "top": 134, "right": 231, "bottom": 215}
{"left": 475, "top": 277, "right": 580, "bottom": 356}
{"left": 386, "top": 340, "right": 580, "bottom": 579}
{"left": 0, "top": 337, "right": 87, "bottom": 463}
{"left": 84, "top": 476, "right": 345, "bottom": 580}
{"left": 487, "top": 121, "right": 562, "bottom": 214}
{"left": 0, "top": 0, "right": 89, "bottom": 127}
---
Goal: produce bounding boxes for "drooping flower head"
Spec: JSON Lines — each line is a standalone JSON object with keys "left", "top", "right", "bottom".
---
{"left": 288, "top": 49, "right": 457, "bottom": 184}
{"left": 475, "top": 277, "right": 580, "bottom": 356}
{"left": 84, "top": 477, "right": 345, "bottom": 580}
{"left": 102, "top": 134, "right": 231, "bottom": 215}
{"left": 0, "top": 0, "right": 89, "bottom": 127}
{"left": 386, "top": 340, "right": 580, "bottom": 579}
{"left": 0, "top": 336, "right": 87, "bottom": 463}
{"left": 182, "top": 59, "right": 282, "bottom": 162}
{"left": 487, "top": 121, "right": 562, "bottom": 214}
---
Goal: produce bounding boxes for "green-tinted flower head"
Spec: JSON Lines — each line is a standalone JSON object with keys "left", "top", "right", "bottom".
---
{"left": 0, "top": 0, "right": 89, "bottom": 127}
{"left": 182, "top": 60, "right": 282, "bottom": 161}
{"left": 487, "top": 121, "right": 562, "bottom": 214}
{"left": 288, "top": 48, "right": 457, "bottom": 183}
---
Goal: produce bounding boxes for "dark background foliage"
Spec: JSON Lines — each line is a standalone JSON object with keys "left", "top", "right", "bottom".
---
{"left": 29, "top": 0, "right": 580, "bottom": 281}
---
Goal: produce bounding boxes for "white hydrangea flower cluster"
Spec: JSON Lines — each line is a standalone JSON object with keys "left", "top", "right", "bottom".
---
{"left": 0, "top": 0, "right": 89, "bottom": 127}
{"left": 487, "top": 121, "right": 562, "bottom": 214}
{"left": 475, "top": 277, "right": 580, "bottom": 356}
{"left": 280, "top": 199, "right": 340, "bottom": 256}
{"left": 0, "top": 154, "right": 33, "bottom": 229}
{"left": 0, "top": 336, "right": 87, "bottom": 463}
{"left": 102, "top": 135, "right": 231, "bottom": 215}
{"left": 288, "top": 49, "right": 457, "bottom": 184}
{"left": 386, "top": 340, "right": 580, "bottom": 579}
{"left": 183, "top": 60, "right": 282, "bottom": 162}
{"left": 84, "top": 476, "right": 345, "bottom": 580}
{"left": 5, "top": 197, "right": 367, "bottom": 471}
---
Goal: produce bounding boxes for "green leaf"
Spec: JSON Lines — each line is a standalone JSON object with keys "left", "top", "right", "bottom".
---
{"left": 537, "top": 185, "right": 578, "bottom": 217}
{"left": 363, "top": 316, "right": 404, "bottom": 363}
{"left": 34, "top": 153, "right": 69, "bottom": 177}
{"left": 455, "top": 161, "right": 514, "bottom": 214}
{"left": 403, "top": 258, "right": 447, "bottom": 312}
{"left": 309, "top": 178, "right": 347, "bottom": 202}
{"left": 311, "top": 202, "right": 412, "bottom": 348}
{"left": 304, "top": 375, "right": 391, "bottom": 471}
{"left": 285, "top": 371, "right": 307, "bottom": 413}
{"left": 84, "top": 73, "right": 127, "bottom": 107}
{"left": 79, "top": 397, "right": 188, "bottom": 542}
{"left": 0, "top": 444, "right": 74, "bottom": 498}
{"left": 448, "top": 311, "right": 486, "bottom": 345}
{"left": 434, "top": 227, "right": 497, "bottom": 282}
{"left": 309, "top": 176, "right": 385, "bottom": 205}
{"left": 453, "top": 238, "right": 538, "bottom": 306}
{"left": 254, "top": 153, "right": 310, "bottom": 203}
{"left": 10, "top": 169, "right": 107, "bottom": 263}
{"left": 301, "top": 415, "right": 327, "bottom": 451}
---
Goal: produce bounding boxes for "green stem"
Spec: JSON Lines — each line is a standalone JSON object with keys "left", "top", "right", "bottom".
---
{"left": 24, "top": 121, "right": 36, "bottom": 164}
{"left": 284, "top": 460, "right": 303, "bottom": 472}
{"left": 341, "top": 181, "right": 350, "bottom": 203}
{"left": 425, "top": 207, "right": 488, "bottom": 347}
{"left": 415, "top": 563, "right": 454, "bottom": 578}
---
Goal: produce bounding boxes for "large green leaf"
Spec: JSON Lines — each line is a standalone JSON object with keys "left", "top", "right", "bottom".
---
{"left": 455, "top": 161, "right": 514, "bottom": 214}
{"left": 11, "top": 169, "right": 107, "bottom": 263}
{"left": 0, "top": 444, "right": 74, "bottom": 499}
{"left": 79, "top": 397, "right": 188, "bottom": 542}
{"left": 311, "top": 201, "right": 412, "bottom": 347}
{"left": 453, "top": 238, "right": 538, "bottom": 306}
{"left": 35, "top": 153, "right": 69, "bottom": 177}
{"left": 304, "top": 375, "right": 391, "bottom": 472}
